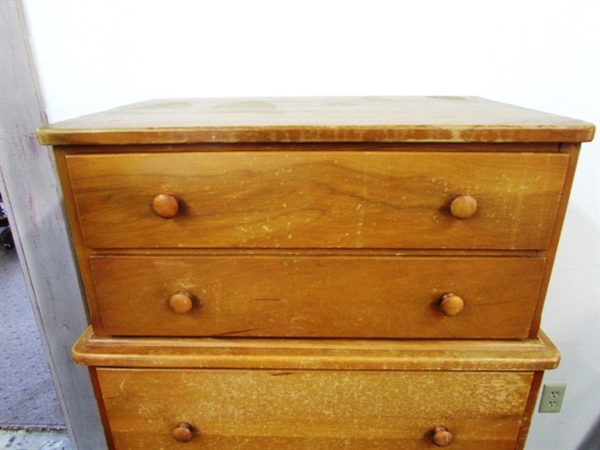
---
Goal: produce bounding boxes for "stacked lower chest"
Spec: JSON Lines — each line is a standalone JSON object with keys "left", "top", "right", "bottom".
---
{"left": 74, "top": 325, "right": 559, "bottom": 449}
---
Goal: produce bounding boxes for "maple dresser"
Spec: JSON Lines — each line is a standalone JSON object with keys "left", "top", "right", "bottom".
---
{"left": 37, "top": 97, "right": 594, "bottom": 449}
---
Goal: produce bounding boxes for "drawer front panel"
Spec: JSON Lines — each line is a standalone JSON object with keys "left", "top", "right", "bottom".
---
{"left": 90, "top": 255, "right": 545, "bottom": 338}
{"left": 66, "top": 151, "right": 568, "bottom": 250}
{"left": 97, "top": 368, "right": 531, "bottom": 449}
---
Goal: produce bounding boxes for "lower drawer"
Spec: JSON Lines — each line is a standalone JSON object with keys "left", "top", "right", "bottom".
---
{"left": 90, "top": 255, "right": 545, "bottom": 338}
{"left": 95, "top": 368, "right": 532, "bottom": 449}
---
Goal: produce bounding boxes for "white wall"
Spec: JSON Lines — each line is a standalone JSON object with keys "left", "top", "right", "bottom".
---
{"left": 23, "top": 0, "right": 599, "bottom": 448}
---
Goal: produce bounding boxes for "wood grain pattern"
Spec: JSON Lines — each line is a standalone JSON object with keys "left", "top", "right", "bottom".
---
{"left": 65, "top": 151, "right": 569, "bottom": 250}
{"left": 57, "top": 142, "right": 565, "bottom": 154}
{"left": 36, "top": 97, "right": 595, "bottom": 145}
{"left": 45, "top": 97, "right": 591, "bottom": 450}
{"left": 96, "top": 368, "right": 532, "bottom": 449}
{"left": 72, "top": 327, "right": 560, "bottom": 371}
{"left": 89, "top": 255, "right": 546, "bottom": 339}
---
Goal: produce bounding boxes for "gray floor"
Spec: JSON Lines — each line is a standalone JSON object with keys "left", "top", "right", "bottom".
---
{"left": 1, "top": 247, "right": 71, "bottom": 449}
{"left": 0, "top": 430, "right": 72, "bottom": 450}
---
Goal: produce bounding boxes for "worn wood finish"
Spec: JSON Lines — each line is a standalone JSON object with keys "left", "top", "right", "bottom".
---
{"left": 95, "top": 368, "right": 532, "bottom": 450}
{"left": 65, "top": 151, "right": 568, "bottom": 250}
{"left": 89, "top": 255, "right": 546, "bottom": 338}
{"left": 42, "top": 97, "right": 593, "bottom": 450}
{"left": 72, "top": 327, "right": 560, "bottom": 371}
{"left": 57, "top": 142, "right": 565, "bottom": 154}
{"left": 88, "top": 368, "right": 116, "bottom": 450}
{"left": 36, "top": 97, "right": 595, "bottom": 145}
{"left": 515, "top": 371, "right": 546, "bottom": 449}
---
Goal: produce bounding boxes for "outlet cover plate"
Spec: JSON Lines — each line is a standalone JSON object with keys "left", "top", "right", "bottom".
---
{"left": 539, "top": 383, "right": 566, "bottom": 413}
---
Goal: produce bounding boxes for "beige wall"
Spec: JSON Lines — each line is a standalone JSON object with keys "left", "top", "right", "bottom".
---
{"left": 21, "top": 1, "right": 600, "bottom": 448}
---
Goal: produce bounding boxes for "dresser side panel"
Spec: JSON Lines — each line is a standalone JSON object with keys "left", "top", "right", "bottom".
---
{"left": 528, "top": 143, "right": 581, "bottom": 337}
{"left": 53, "top": 148, "right": 106, "bottom": 333}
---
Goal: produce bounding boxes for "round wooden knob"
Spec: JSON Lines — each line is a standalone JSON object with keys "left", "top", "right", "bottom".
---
{"left": 432, "top": 425, "right": 454, "bottom": 447}
{"left": 173, "top": 422, "right": 195, "bottom": 442}
{"left": 450, "top": 195, "right": 478, "bottom": 219}
{"left": 152, "top": 194, "right": 179, "bottom": 218}
{"left": 168, "top": 292, "right": 194, "bottom": 314}
{"left": 438, "top": 293, "right": 465, "bottom": 316}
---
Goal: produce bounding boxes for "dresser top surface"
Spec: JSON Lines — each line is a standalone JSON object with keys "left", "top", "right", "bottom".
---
{"left": 37, "top": 96, "right": 595, "bottom": 145}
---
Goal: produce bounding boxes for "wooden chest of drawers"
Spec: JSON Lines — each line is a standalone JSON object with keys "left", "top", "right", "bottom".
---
{"left": 38, "top": 97, "right": 595, "bottom": 449}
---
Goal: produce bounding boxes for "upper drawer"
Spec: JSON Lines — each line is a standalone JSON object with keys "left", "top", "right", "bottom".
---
{"left": 65, "top": 151, "right": 569, "bottom": 249}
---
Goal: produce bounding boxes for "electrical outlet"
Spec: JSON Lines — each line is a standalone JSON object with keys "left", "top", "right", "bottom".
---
{"left": 539, "top": 383, "right": 566, "bottom": 413}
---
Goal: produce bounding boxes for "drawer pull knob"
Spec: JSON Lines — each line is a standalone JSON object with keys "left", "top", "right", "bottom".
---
{"left": 432, "top": 425, "right": 454, "bottom": 447}
{"left": 169, "top": 292, "right": 195, "bottom": 314}
{"left": 173, "top": 422, "right": 195, "bottom": 442}
{"left": 438, "top": 293, "right": 465, "bottom": 316}
{"left": 153, "top": 194, "right": 180, "bottom": 218}
{"left": 450, "top": 194, "right": 478, "bottom": 219}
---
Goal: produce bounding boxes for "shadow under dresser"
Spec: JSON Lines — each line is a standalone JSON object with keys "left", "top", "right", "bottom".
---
{"left": 37, "top": 96, "right": 595, "bottom": 449}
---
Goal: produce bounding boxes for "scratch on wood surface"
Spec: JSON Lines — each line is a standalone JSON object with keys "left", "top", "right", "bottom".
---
{"left": 118, "top": 374, "right": 128, "bottom": 392}
{"left": 233, "top": 439, "right": 251, "bottom": 448}
{"left": 354, "top": 154, "right": 369, "bottom": 246}
{"left": 213, "top": 328, "right": 261, "bottom": 336}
